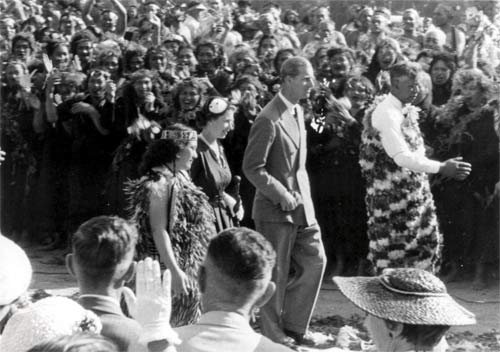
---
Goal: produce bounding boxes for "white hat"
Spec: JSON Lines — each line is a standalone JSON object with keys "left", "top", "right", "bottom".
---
{"left": 0, "top": 296, "right": 102, "bottom": 352}
{"left": 0, "top": 235, "right": 32, "bottom": 305}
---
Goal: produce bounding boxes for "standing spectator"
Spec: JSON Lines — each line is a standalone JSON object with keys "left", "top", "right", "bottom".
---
{"left": 432, "top": 4, "right": 465, "bottom": 57}
{"left": 431, "top": 70, "right": 499, "bottom": 287}
{"left": 56, "top": 68, "right": 115, "bottom": 234}
{"left": 308, "top": 76, "right": 373, "bottom": 277}
{"left": 399, "top": 9, "right": 424, "bottom": 54}
{"left": 243, "top": 57, "right": 326, "bottom": 347}
{"left": 1, "top": 60, "right": 42, "bottom": 243}
{"left": 429, "top": 52, "right": 457, "bottom": 106}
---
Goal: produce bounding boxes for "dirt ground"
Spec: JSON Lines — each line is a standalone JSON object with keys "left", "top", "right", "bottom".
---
{"left": 27, "top": 246, "right": 500, "bottom": 350}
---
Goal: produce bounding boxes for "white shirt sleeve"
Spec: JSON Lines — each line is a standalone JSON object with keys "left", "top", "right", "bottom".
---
{"left": 372, "top": 105, "right": 442, "bottom": 174}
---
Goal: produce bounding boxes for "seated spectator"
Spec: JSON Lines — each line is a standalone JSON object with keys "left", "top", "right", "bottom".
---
{"left": 334, "top": 268, "right": 476, "bottom": 351}
{"left": 65, "top": 216, "right": 141, "bottom": 351}
{"left": 27, "top": 333, "right": 118, "bottom": 352}
{"left": 1, "top": 296, "right": 104, "bottom": 352}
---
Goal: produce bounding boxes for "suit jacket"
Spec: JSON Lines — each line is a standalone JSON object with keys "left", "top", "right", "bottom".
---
{"left": 243, "top": 95, "right": 316, "bottom": 226}
{"left": 78, "top": 295, "right": 141, "bottom": 351}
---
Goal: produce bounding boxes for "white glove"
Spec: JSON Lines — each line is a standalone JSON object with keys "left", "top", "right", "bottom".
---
{"left": 121, "top": 258, "right": 181, "bottom": 348}
{"left": 224, "top": 193, "right": 244, "bottom": 221}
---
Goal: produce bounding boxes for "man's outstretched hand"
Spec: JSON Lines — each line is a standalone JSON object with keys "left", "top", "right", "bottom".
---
{"left": 439, "top": 157, "right": 472, "bottom": 180}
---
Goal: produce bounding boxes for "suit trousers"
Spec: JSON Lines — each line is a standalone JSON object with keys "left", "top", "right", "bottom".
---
{"left": 255, "top": 220, "right": 326, "bottom": 341}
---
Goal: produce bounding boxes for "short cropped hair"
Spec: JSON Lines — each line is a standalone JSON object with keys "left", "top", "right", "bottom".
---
{"left": 400, "top": 323, "right": 449, "bottom": 349}
{"left": 390, "top": 61, "right": 420, "bottom": 85}
{"left": 207, "top": 227, "right": 276, "bottom": 292}
{"left": 72, "top": 216, "right": 138, "bottom": 278}
{"left": 280, "top": 56, "right": 311, "bottom": 80}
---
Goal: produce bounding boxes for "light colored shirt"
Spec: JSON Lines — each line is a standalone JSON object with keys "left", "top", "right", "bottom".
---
{"left": 372, "top": 93, "right": 441, "bottom": 174}
{"left": 174, "top": 311, "right": 294, "bottom": 352}
{"left": 277, "top": 91, "right": 296, "bottom": 113}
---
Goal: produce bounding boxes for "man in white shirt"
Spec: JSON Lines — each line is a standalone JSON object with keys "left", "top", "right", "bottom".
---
{"left": 362, "top": 61, "right": 471, "bottom": 275}
{"left": 174, "top": 227, "right": 294, "bottom": 352}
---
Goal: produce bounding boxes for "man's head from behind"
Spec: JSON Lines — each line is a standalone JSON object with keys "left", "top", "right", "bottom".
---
{"left": 67, "top": 216, "right": 138, "bottom": 293}
{"left": 199, "top": 227, "right": 276, "bottom": 316}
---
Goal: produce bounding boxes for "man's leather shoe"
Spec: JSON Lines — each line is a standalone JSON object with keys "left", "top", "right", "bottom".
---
{"left": 284, "top": 329, "right": 320, "bottom": 347}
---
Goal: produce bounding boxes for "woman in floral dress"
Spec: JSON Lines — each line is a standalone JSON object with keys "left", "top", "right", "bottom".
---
{"left": 126, "top": 124, "right": 216, "bottom": 326}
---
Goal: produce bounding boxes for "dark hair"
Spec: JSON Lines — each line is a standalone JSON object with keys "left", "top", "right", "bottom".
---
{"left": 27, "top": 333, "right": 118, "bottom": 352}
{"left": 327, "top": 47, "right": 355, "bottom": 63}
{"left": 343, "top": 74, "right": 375, "bottom": 98}
{"left": 70, "top": 30, "right": 97, "bottom": 56}
{"left": 172, "top": 78, "right": 206, "bottom": 111}
{"left": 72, "top": 216, "right": 137, "bottom": 279}
{"left": 124, "top": 45, "right": 147, "bottom": 72}
{"left": 144, "top": 46, "right": 173, "bottom": 70}
{"left": 207, "top": 227, "right": 276, "bottom": 292}
{"left": 399, "top": 323, "right": 450, "bottom": 349}
{"left": 194, "top": 41, "right": 220, "bottom": 59}
{"left": 197, "top": 96, "right": 232, "bottom": 128}
{"left": 429, "top": 52, "right": 457, "bottom": 83}
{"left": 11, "top": 33, "right": 35, "bottom": 53}
{"left": 273, "top": 48, "right": 296, "bottom": 72}
{"left": 257, "top": 34, "right": 278, "bottom": 56}
{"left": 45, "top": 40, "right": 69, "bottom": 58}
{"left": 139, "top": 123, "right": 196, "bottom": 175}
{"left": 390, "top": 61, "right": 420, "bottom": 85}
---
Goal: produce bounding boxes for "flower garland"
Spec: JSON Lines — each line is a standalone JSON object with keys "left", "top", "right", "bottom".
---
{"left": 359, "top": 95, "right": 442, "bottom": 274}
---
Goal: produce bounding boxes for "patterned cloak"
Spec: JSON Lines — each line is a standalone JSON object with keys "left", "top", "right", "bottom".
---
{"left": 359, "top": 96, "right": 443, "bottom": 275}
{"left": 126, "top": 169, "right": 216, "bottom": 327}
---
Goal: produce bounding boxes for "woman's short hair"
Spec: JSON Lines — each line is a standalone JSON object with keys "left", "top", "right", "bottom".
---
{"left": 139, "top": 124, "right": 196, "bottom": 175}
{"left": 197, "top": 96, "right": 234, "bottom": 129}
{"left": 124, "top": 45, "right": 147, "bottom": 71}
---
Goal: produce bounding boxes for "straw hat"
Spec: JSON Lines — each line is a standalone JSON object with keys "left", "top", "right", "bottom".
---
{"left": 333, "top": 268, "right": 476, "bottom": 326}
{"left": 0, "top": 235, "right": 32, "bottom": 306}
{"left": 0, "top": 296, "right": 102, "bottom": 352}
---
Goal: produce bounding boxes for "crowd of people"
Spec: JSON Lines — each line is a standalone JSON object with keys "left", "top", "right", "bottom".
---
{"left": 0, "top": 0, "right": 499, "bottom": 349}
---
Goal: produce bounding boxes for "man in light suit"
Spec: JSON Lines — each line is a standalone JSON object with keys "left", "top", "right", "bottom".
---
{"left": 243, "top": 56, "right": 326, "bottom": 347}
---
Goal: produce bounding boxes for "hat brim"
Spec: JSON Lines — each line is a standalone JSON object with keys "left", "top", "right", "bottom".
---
{"left": 333, "top": 276, "right": 476, "bottom": 326}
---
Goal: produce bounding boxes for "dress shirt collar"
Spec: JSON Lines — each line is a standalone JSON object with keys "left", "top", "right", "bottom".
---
{"left": 278, "top": 91, "right": 297, "bottom": 112}
{"left": 198, "top": 311, "right": 253, "bottom": 331}
{"left": 387, "top": 93, "right": 404, "bottom": 111}
{"left": 78, "top": 294, "right": 121, "bottom": 307}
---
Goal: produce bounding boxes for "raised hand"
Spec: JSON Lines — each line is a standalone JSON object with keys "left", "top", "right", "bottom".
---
{"left": 122, "top": 258, "right": 181, "bottom": 348}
